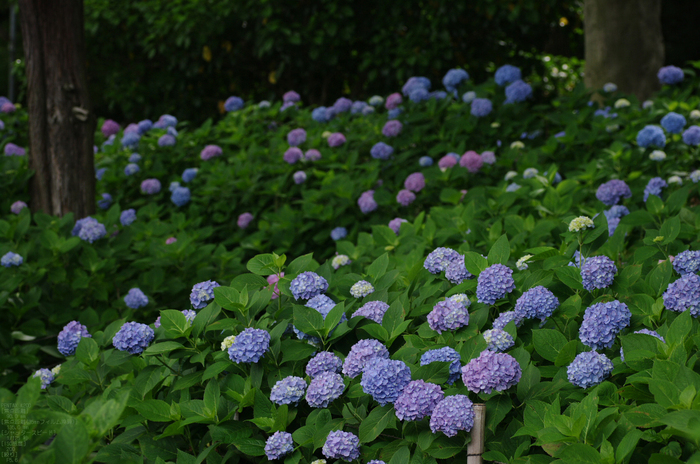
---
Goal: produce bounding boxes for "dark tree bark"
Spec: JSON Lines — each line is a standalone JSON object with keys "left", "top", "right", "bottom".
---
{"left": 584, "top": 0, "right": 664, "bottom": 101}
{"left": 19, "top": 0, "right": 95, "bottom": 217}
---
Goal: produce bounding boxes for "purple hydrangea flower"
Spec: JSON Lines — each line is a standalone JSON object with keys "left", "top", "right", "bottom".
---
{"left": 581, "top": 256, "right": 617, "bottom": 291}
{"left": 637, "top": 125, "right": 666, "bottom": 148}
{"left": 124, "top": 288, "right": 148, "bottom": 309}
{"left": 322, "top": 431, "right": 360, "bottom": 462}
{"left": 284, "top": 147, "right": 303, "bottom": 164}
{"left": 370, "top": 142, "right": 394, "bottom": 160}
{"left": 4, "top": 143, "right": 25, "bottom": 156}
{"left": 658, "top": 65, "right": 684, "bottom": 85}
{"left": 567, "top": 351, "right": 613, "bottom": 388}
{"left": 237, "top": 212, "right": 254, "bottom": 229}
{"left": 644, "top": 177, "right": 668, "bottom": 203}
{"left": 270, "top": 376, "right": 307, "bottom": 405}
{"left": 471, "top": 98, "right": 493, "bottom": 117}
{"left": 596, "top": 180, "right": 632, "bottom": 205}
{"left": 683, "top": 126, "right": 700, "bottom": 146}
{"left": 190, "top": 280, "right": 220, "bottom": 309}
{"left": 306, "top": 351, "right": 343, "bottom": 378}
{"left": 264, "top": 431, "right": 293, "bottom": 460}
{"left": 430, "top": 395, "right": 475, "bottom": 436}
{"left": 445, "top": 255, "right": 474, "bottom": 284}
{"left": 200, "top": 145, "right": 222, "bottom": 161}
{"left": 385, "top": 92, "right": 403, "bottom": 110}
{"left": 287, "top": 128, "right": 307, "bottom": 146}
{"left": 306, "top": 371, "right": 345, "bottom": 408}
{"left": 165, "top": 237, "right": 177, "bottom": 245}
{"left": 97, "top": 193, "right": 112, "bottom": 210}
{"left": 483, "top": 329, "right": 514, "bottom": 352}
{"left": 493, "top": 310, "right": 521, "bottom": 330}
{"left": 495, "top": 65, "right": 522, "bottom": 86}
{"left": 290, "top": 272, "right": 328, "bottom": 300}
{"left": 480, "top": 151, "right": 496, "bottom": 165}
{"left": 305, "top": 149, "right": 322, "bottom": 161}
{"left": 420, "top": 347, "right": 461, "bottom": 384}
{"left": 331, "top": 227, "right": 347, "bottom": 241}
{"left": 427, "top": 299, "right": 469, "bottom": 334}
{"left": 228, "top": 328, "right": 270, "bottom": 363}
{"left": 332, "top": 97, "right": 352, "bottom": 113}
{"left": 101, "top": 119, "right": 120, "bottom": 138}
{"left": 342, "top": 339, "right": 389, "bottom": 378}
{"left": 459, "top": 151, "right": 483, "bottom": 173}
{"left": 328, "top": 133, "right": 346, "bottom": 147}
{"left": 351, "top": 101, "right": 369, "bottom": 114}
{"left": 155, "top": 114, "right": 177, "bottom": 128}
{"left": 33, "top": 369, "right": 54, "bottom": 389}
{"left": 1, "top": 102, "right": 16, "bottom": 113}
{"left": 504, "top": 80, "right": 532, "bottom": 104}
{"left": 438, "top": 155, "right": 457, "bottom": 170}
{"left": 394, "top": 380, "right": 444, "bottom": 421}
{"left": 293, "top": 170, "right": 307, "bottom": 184}
{"left": 113, "top": 322, "right": 155, "bottom": 355}
{"left": 124, "top": 163, "right": 140, "bottom": 176}
{"left": 10, "top": 201, "right": 27, "bottom": 214}
{"left": 283, "top": 91, "right": 300, "bottom": 103}
{"left": 352, "top": 301, "right": 389, "bottom": 324}
{"left": 141, "top": 179, "right": 161, "bottom": 194}
{"left": 388, "top": 217, "right": 407, "bottom": 235}
{"left": 382, "top": 120, "right": 403, "bottom": 137}
{"left": 157, "top": 134, "right": 176, "bottom": 147}
{"left": 361, "top": 357, "right": 412, "bottom": 406}
{"left": 514, "top": 286, "right": 559, "bottom": 321}
{"left": 461, "top": 350, "right": 521, "bottom": 394}
{"left": 404, "top": 172, "right": 425, "bottom": 192}
{"left": 224, "top": 96, "right": 244, "bottom": 112}
{"left": 424, "top": 247, "right": 461, "bottom": 274}
{"left": 137, "top": 120, "right": 152, "bottom": 134}
{"left": 402, "top": 76, "right": 431, "bottom": 96}
{"left": 443, "top": 69, "right": 469, "bottom": 93}
{"left": 358, "top": 190, "right": 377, "bottom": 214}
{"left": 73, "top": 217, "right": 106, "bottom": 243}
{"left": 579, "top": 300, "right": 631, "bottom": 349}
{"left": 663, "top": 273, "right": 700, "bottom": 317}
{"left": 661, "top": 112, "right": 687, "bottom": 134}
{"left": 477, "top": 264, "right": 516, "bottom": 304}
{"left": 57, "top": 321, "right": 91, "bottom": 356}
{"left": 396, "top": 189, "right": 416, "bottom": 206}
{"left": 673, "top": 250, "right": 700, "bottom": 275}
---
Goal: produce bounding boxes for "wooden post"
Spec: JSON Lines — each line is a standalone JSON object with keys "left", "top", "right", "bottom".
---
{"left": 467, "top": 403, "right": 486, "bottom": 464}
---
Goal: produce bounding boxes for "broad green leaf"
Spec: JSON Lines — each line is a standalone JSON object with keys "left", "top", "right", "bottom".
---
{"left": 75, "top": 336, "right": 99, "bottom": 366}
{"left": 144, "top": 341, "right": 185, "bottom": 355}
{"left": 487, "top": 234, "right": 510, "bottom": 265}
{"left": 134, "top": 399, "right": 174, "bottom": 422}
{"left": 463, "top": 252, "right": 488, "bottom": 276}
{"left": 246, "top": 254, "right": 277, "bottom": 275}
{"left": 53, "top": 419, "right": 90, "bottom": 464}
{"left": 160, "top": 310, "right": 190, "bottom": 336}
{"left": 555, "top": 266, "right": 583, "bottom": 291}
{"left": 367, "top": 253, "right": 390, "bottom": 281}
{"left": 286, "top": 253, "right": 315, "bottom": 275}
{"left": 359, "top": 405, "right": 394, "bottom": 443}
{"left": 532, "top": 329, "right": 568, "bottom": 362}
{"left": 293, "top": 305, "right": 325, "bottom": 338}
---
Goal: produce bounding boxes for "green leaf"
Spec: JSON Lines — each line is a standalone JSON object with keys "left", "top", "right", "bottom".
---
{"left": 367, "top": 253, "right": 390, "bottom": 281}
{"left": 667, "top": 310, "right": 692, "bottom": 348}
{"left": 426, "top": 435, "right": 463, "bottom": 459}
{"left": 144, "top": 341, "right": 185, "bottom": 355}
{"left": 281, "top": 339, "right": 318, "bottom": 363}
{"left": 75, "top": 336, "right": 99, "bottom": 366}
{"left": 359, "top": 404, "right": 394, "bottom": 443}
{"left": 532, "top": 329, "right": 568, "bottom": 362}
{"left": 382, "top": 300, "right": 405, "bottom": 336}
{"left": 47, "top": 396, "right": 77, "bottom": 414}
{"left": 159, "top": 310, "right": 190, "bottom": 336}
{"left": 372, "top": 225, "right": 399, "bottom": 247}
{"left": 647, "top": 261, "right": 672, "bottom": 297}
{"left": 192, "top": 302, "right": 221, "bottom": 338}
{"left": 293, "top": 305, "right": 325, "bottom": 338}
{"left": 646, "top": 194, "right": 664, "bottom": 215}
{"left": 246, "top": 254, "right": 277, "bottom": 275}
{"left": 555, "top": 266, "right": 583, "bottom": 291}
{"left": 233, "top": 439, "right": 266, "bottom": 456}
{"left": 412, "top": 362, "right": 450, "bottom": 384}
{"left": 286, "top": 253, "right": 314, "bottom": 275}
{"left": 554, "top": 340, "right": 579, "bottom": 367}
{"left": 204, "top": 379, "right": 220, "bottom": 415}
{"left": 463, "top": 252, "right": 488, "bottom": 276}
{"left": 487, "top": 234, "right": 510, "bottom": 265}
{"left": 485, "top": 395, "right": 512, "bottom": 432}
{"left": 517, "top": 364, "right": 542, "bottom": 401}
{"left": 203, "top": 361, "right": 231, "bottom": 381}
{"left": 53, "top": 419, "right": 90, "bottom": 464}
{"left": 659, "top": 216, "right": 681, "bottom": 245}
{"left": 324, "top": 301, "right": 345, "bottom": 335}
{"left": 388, "top": 446, "right": 411, "bottom": 464}
{"left": 615, "top": 429, "right": 643, "bottom": 464}
{"left": 134, "top": 400, "right": 174, "bottom": 422}
{"left": 214, "top": 287, "right": 243, "bottom": 310}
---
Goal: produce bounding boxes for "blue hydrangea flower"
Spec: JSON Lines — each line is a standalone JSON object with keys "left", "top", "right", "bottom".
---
{"left": 477, "top": 264, "right": 516, "bottom": 305}
{"left": 73, "top": 217, "right": 106, "bottom": 243}
{"left": 579, "top": 300, "right": 630, "bottom": 349}
{"left": 350, "top": 280, "right": 374, "bottom": 298}
{"left": 352, "top": 301, "right": 389, "bottom": 324}
{"left": 171, "top": 186, "right": 191, "bottom": 207}
{"left": 312, "top": 106, "right": 330, "bottom": 122}
{"left": 461, "top": 350, "right": 521, "bottom": 394}
{"left": 424, "top": 247, "right": 461, "bottom": 274}
{"left": 361, "top": 357, "right": 412, "bottom": 406}
{"left": 306, "top": 371, "right": 345, "bottom": 408}
{"left": 332, "top": 97, "right": 353, "bottom": 113}
{"left": 673, "top": 250, "right": 700, "bottom": 276}
{"left": 402, "top": 76, "right": 431, "bottom": 97}
{"left": 351, "top": 101, "right": 369, "bottom": 114}
{"left": 394, "top": 380, "right": 444, "bottom": 421}
{"left": 156, "top": 114, "right": 177, "bottom": 128}
{"left": 504, "top": 80, "right": 532, "bottom": 104}
{"left": 663, "top": 273, "right": 700, "bottom": 317}
{"left": 594, "top": 106, "right": 617, "bottom": 119}
{"left": 637, "top": 125, "right": 666, "bottom": 148}
{"left": 182, "top": 168, "right": 198, "bottom": 183}
{"left": 306, "top": 351, "right": 343, "bottom": 378}
{"left": 225, "top": 96, "right": 244, "bottom": 112}
{"left": 270, "top": 376, "right": 307, "bottom": 405}
{"left": 420, "top": 347, "right": 461, "bottom": 384}
{"left": 33, "top": 368, "right": 54, "bottom": 389}
{"left": 514, "top": 286, "right": 559, "bottom": 321}
{"left": 596, "top": 180, "right": 631, "bottom": 206}
{"left": 661, "top": 112, "right": 687, "bottom": 134}
{"left": 1, "top": 252, "right": 23, "bottom": 267}
{"left": 658, "top": 65, "right": 684, "bottom": 85}
{"left": 322, "top": 431, "right": 360, "bottom": 462}
{"left": 57, "top": 321, "right": 91, "bottom": 356}
{"left": 124, "top": 163, "right": 140, "bottom": 176}
{"left": 361, "top": 105, "right": 375, "bottom": 115}
{"left": 408, "top": 87, "right": 429, "bottom": 102}
{"left": 445, "top": 255, "right": 474, "bottom": 284}
{"left": 290, "top": 272, "right": 328, "bottom": 300}
{"left": 387, "top": 108, "right": 403, "bottom": 119}
{"left": 644, "top": 177, "right": 667, "bottom": 202}
{"left": 370, "top": 142, "right": 394, "bottom": 160}
{"left": 471, "top": 98, "right": 493, "bottom": 117}
{"left": 581, "top": 256, "right": 617, "bottom": 291}
{"left": 113, "top": 322, "right": 155, "bottom": 354}
{"left": 228, "top": 328, "right": 270, "bottom": 363}
{"left": 157, "top": 134, "right": 176, "bottom": 147}
{"left": 621, "top": 329, "right": 665, "bottom": 362}
{"left": 495, "top": 65, "right": 522, "bottom": 86}
{"left": 430, "top": 395, "right": 475, "bottom": 437}
{"left": 121, "top": 132, "right": 140, "bottom": 149}
{"left": 442, "top": 69, "right": 469, "bottom": 94}
{"left": 342, "top": 339, "right": 389, "bottom": 378}
{"left": 427, "top": 299, "right": 469, "bottom": 334}
{"left": 604, "top": 205, "right": 630, "bottom": 221}
{"left": 265, "top": 431, "right": 294, "bottom": 460}
{"left": 136, "top": 120, "right": 152, "bottom": 135}
{"left": 169, "top": 181, "right": 181, "bottom": 193}
{"left": 506, "top": 183, "right": 521, "bottom": 192}
{"left": 120, "top": 209, "right": 137, "bottom": 226}
{"left": 483, "top": 329, "right": 514, "bottom": 352}
{"left": 190, "top": 280, "right": 220, "bottom": 309}
{"left": 683, "top": 126, "right": 700, "bottom": 146}
{"left": 419, "top": 156, "right": 433, "bottom": 166}
{"left": 331, "top": 227, "right": 347, "bottom": 241}
{"left": 124, "top": 288, "right": 148, "bottom": 309}
{"left": 567, "top": 351, "right": 613, "bottom": 388}
{"left": 462, "top": 91, "right": 477, "bottom": 103}
{"left": 182, "top": 309, "right": 196, "bottom": 325}
{"left": 492, "top": 311, "right": 521, "bottom": 330}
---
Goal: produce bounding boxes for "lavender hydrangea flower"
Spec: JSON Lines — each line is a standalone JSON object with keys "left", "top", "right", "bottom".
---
{"left": 306, "top": 351, "right": 343, "bottom": 378}
{"left": 388, "top": 217, "right": 408, "bottom": 235}
{"left": 283, "top": 91, "right": 300, "bottom": 103}
{"left": 579, "top": 300, "right": 631, "bottom": 349}
{"left": 385, "top": 93, "right": 403, "bottom": 110}
{"left": 445, "top": 255, "right": 474, "bottom": 284}
{"left": 471, "top": 98, "right": 493, "bottom": 117}
{"left": 137, "top": 120, "right": 152, "bottom": 134}
{"left": 661, "top": 112, "right": 687, "bottom": 134}
{"left": 438, "top": 155, "right": 457, "bottom": 170}
{"left": 643, "top": 177, "right": 667, "bottom": 202}
{"left": 288, "top": 272, "right": 328, "bottom": 301}
{"left": 302, "top": 149, "right": 320, "bottom": 162}
{"left": 673, "top": 250, "right": 700, "bottom": 275}
{"left": 460, "top": 151, "right": 483, "bottom": 173}
{"left": 637, "top": 125, "right": 666, "bottom": 148}
{"left": 483, "top": 329, "right": 514, "bottom": 352}
{"left": 567, "top": 351, "right": 613, "bottom": 388}
{"left": 442, "top": 68, "right": 469, "bottom": 94}
{"left": 306, "top": 371, "right": 345, "bottom": 408}
{"left": 342, "top": 339, "right": 389, "bottom": 378}
{"left": 361, "top": 357, "right": 412, "bottom": 406}
{"left": 331, "top": 227, "right": 347, "bottom": 241}
{"left": 394, "top": 380, "right": 444, "bottom": 421}
{"left": 113, "top": 322, "right": 155, "bottom": 355}
{"left": 95, "top": 167, "right": 106, "bottom": 180}
{"left": 155, "top": 114, "right": 177, "bottom": 128}
{"left": 683, "top": 126, "right": 700, "bottom": 146}
{"left": 322, "top": 431, "right": 360, "bottom": 462}
{"left": 424, "top": 247, "right": 460, "bottom": 274}
{"left": 658, "top": 65, "right": 684, "bottom": 85}
{"left": 4, "top": 143, "right": 25, "bottom": 156}
{"left": 101, "top": 119, "right": 120, "bottom": 138}
{"left": 663, "top": 273, "right": 700, "bottom": 316}
{"left": 328, "top": 133, "right": 346, "bottom": 147}
{"left": 124, "top": 163, "right": 140, "bottom": 176}
{"left": 358, "top": 190, "right": 377, "bottom": 214}
{"left": 461, "top": 350, "right": 521, "bottom": 394}
{"left": 332, "top": 97, "right": 352, "bottom": 113}
{"left": 1, "top": 252, "right": 23, "bottom": 267}
{"left": 604, "top": 205, "right": 630, "bottom": 221}
{"left": 225, "top": 96, "right": 244, "bottom": 112}
{"left": 10, "top": 201, "right": 27, "bottom": 214}
{"left": 596, "top": 179, "right": 631, "bottom": 206}
{"left": 287, "top": 128, "right": 307, "bottom": 146}
{"left": 352, "top": 301, "right": 389, "bottom": 324}
{"left": 504, "top": 80, "right": 532, "bottom": 104}
{"left": 237, "top": 212, "right": 254, "bottom": 229}
{"left": 293, "top": 171, "right": 307, "bottom": 184}
{"left": 430, "top": 395, "right": 475, "bottom": 436}
{"left": 190, "top": 280, "right": 220, "bottom": 309}
{"left": 74, "top": 217, "right": 106, "bottom": 243}
{"left": 228, "top": 328, "right": 270, "bottom": 363}
{"left": 493, "top": 311, "right": 521, "bottom": 330}
{"left": 477, "top": 264, "right": 516, "bottom": 304}
{"left": 1, "top": 102, "right": 15, "bottom": 113}
{"left": 157, "top": 134, "right": 176, "bottom": 147}
{"left": 265, "top": 431, "right": 294, "bottom": 460}
{"left": 270, "top": 376, "right": 307, "bottom": 405}
{"left": 580, "top": 256, "right": 617, "bottom": 291}
{"left": 404, "top": 172, "right": 425, "bottom": 192}
{"left": 351, "top": 101, "right": 369, "bottom": 114}
{"left": 495, "top": 65, "right": 522, "bottom": 86}
{"left": 370, "top": 142, "right": 394, "bottom": 160}
{"left": 57, "top": 321, "right": 91, "bottom": 356}
{"left": 382, "top": 120, "right": 403, "bottom": 137}
{"left": 283, "top": 147, "right": 302, "bottom": 164}
{"left": 514, "top": 286, "right": 559, "bottom": 321}
{"left": 141, "top": 179, "right": 161, "bottom": 195}
{"left": 427, "top": 299, "right": 469, "bottom": 334}
{"left": 396, "top": 189, "right": 416, "bottom": 206}
{"left": 124, "top": 288, "right": 148, "bottom": 309}
{"left": 420, "top": 347, "right": 461, "bottom": 384}
{"left": 33, "top": 369, "right": 54, "bottom": 390}
{"left": 200, "top": 145, "right": 222, "bottom": 161}
{"left": 178, "top": 168, "right": 197, "bottom": 183}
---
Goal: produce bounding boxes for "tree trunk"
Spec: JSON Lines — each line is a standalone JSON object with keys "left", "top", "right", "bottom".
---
{"left": 584, "top": 0, "right": 664, "bottom": 101}
{"left": 18, "top": 0, "right": 95, "bottom": 217}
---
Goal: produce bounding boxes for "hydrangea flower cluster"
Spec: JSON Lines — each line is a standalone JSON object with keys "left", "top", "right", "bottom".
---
{"left": 287, "top": 128, "right": 307, "bottom": 146}
{"left": 404, "top": 172, "right": 425, "bottom": 192}
{"left": 673, "top": 250, "right": 700, "bottom": 275}
{"left": 10, "top": 201, "right": 27, "bottom": 214}
{"left": 322, "top": 431, "right": 360, "bottom": 462}
{"left": 581, "top": 255, "right": 617, "bottom": 291}
{"left": 382, "top": 120, "right": 402, "bottom": 137}
{"left": 495, "top": 65, "right": 521, "bottom": 86}
{"left": 330, "top": 227, "right": 347, "bottom": 241}
{"left": 182, "top": 168, "right": 197, "bottom": 183}
{"left": 596, "top": 179, "right": 631, "bottom": 205}
{"left": 306, "top": 351, "right": 343, "bottom": 378}
{"left": 124, "top": 163, "right": 139, "bottom": 176}
{"left": 438, "top": 155, "right": 457, "bottom": 170}
{"left": 306, "top": 372, "right": 345, "bottom": 408}
{"left": 124, "top": 288, "right": 149, "bottom": 309}
{"left": 424, "top": 247, "right": 460, "bottom": 274}
{"left": 644, "top": 177, "right": 667, "bottom": 202}
{"left": 305, "top": 149, "right": 322, "bottom": 161}
{"left": 328, "top": 132, "right": 346, "bottom": 147}
{"left": 567, "top": 351, "right": 613, "bottom": 388}
{"left": 57, "top": 321, "right": 91, "bottom": 356}
{"left": 331, "top": 254, "right": 351, "bottom": 269}
{"left": 442, "top": 68, "right": 469, "bottom": 94}
{"left": 293, "top": 171, "right": 307, "bottom": 184}
{"left": 579, "top": 300, "right": 631, "bottom": 349}
{"left": 663, "top": 273, "right": 700, "bottom": 317}
{"left": 661, "top": 112, "right": 687, "bottom": 134}
{"left": 171, "top": 186, "right": 191, "bottom": 206}
{"left": 427, "top": 299, "right": 469, "bottom": 334}
{"left": 569, "top": 216, "right": 594, "bottom": 233}
{"left": 352, "top": 301, "right": 389, "bottom": 324}
{"left": 270, "top": 376, "right": 307, "bottom": 405}
{"left": 141, "top": 179, "right": 161, "bottom": 195}
{"left": 284, "top": 147, "right": 302, "bottom": 164}
{"left": 237, "top": 212, "right": 254, "bottom": 229}
{"left": 4, "top": 143, "right": 25, "bottom": 156}
{"left": 637, "top": 125, "right": 666, "bottom": 148}
{"left": 220, "top": 335, "right": 236, "bottom": 351}
{"left": 370, "top": 142, "right": 394, "bottom": 160}
{"left": 224, "top": 96, "right": 244, "bottom": 111}
{"left": 361, "top": 357, "right": 412, "bottom": 406}
{"left": 388, "top": 217, "right": 408, "bottom": 235}
{"left": 430, "top": 394, "right": 475, "bottom": 437}
{"left": 33, "top": 369, "right": 54, "bottom": 390}
{"left": 113, "top": 322, "right": 155, "bottom": 354}
{"left": 190, "top": 280, "right": 220, "bottom": 309}
{"left": 157, "top": 134, "right": 176, "bottom": 147}
{"left": 420, "top": 347, "right": 461, "bottom": 384}
{"left": 394, "top": 380, "right": 444, "bottom": 421}
{"left": 358, "top": 190, "right": 377, "bottom": 214}
{"left": 504, "top": 80, "right": 532, "bottom": 104}
{"left": 492, "top": 311, "right": 521, "bottom": 330}
{"left": 462, "top": 350, "right": 521, "bottom": 394}
{"left": 460, "top": 151, "right": 483, "bottom": 173}
{"left": 516, "top": 254, "right": 533, "bottom": 271}
{"left": 72, "top": 217, "right": 107, "bottom": 243}
{"left": 476, "top": 264, "right": 515, "bottom": 304}
{"left": 396, "top": 189, "right": 416, "bottom": 206}
{"left": 228, "top": 328, "right": 270, "bottom": 363}
{"left": 290, "top": 272, "right": 328, "bottom": 300}
{"left": 98, "top": 193, "right": 112, "bottom": 210}
{"left": 483, "top": 329, "right": 514, "bottom": 352}
{"left": 419, "top": 156, "right": 433, "bottom": 166}
{"left": 264, "top": 431, "right": 294, "bottom": 460}
{"left": 514, "top": 286, "right": 559, "bottom": 322}
{"left": 1, "top": 252, "right": 22, "bottom": 267}
{"left": 683, "top": 126, "right": 700, "bottom": 146}
{"left": 658, "top": 65, "right": 684, "bottom": 85}
{"left": 342, "top": 339, "right": 389, "bottom": 378}
{"left": 471, "top": 98, "right": 493, "bottom": 117}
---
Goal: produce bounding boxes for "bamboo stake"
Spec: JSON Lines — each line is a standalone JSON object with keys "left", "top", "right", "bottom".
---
{"left": 467, "top": 403, "right": 486, "bottom": 464}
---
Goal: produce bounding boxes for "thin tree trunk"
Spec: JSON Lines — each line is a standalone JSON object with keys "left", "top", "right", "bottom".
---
{"left": 18, "top": 0, "right": 95, "bottom": 217}
{"left": 584, "top": 0, "right": 664, "bottom": 101}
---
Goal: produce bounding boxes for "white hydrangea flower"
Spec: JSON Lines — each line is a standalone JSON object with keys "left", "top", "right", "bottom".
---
{"left": 516, "top": 255, "right": 533, "bottom": 271}
{"left": 491, "top": 122, "right": 500, "bottom": 128}
{"left": 613, "top": 98, "right": 630, "bottom": 108}
{"left": 331, "top": 254, "right": 351, "bottom": 270}
{"left": 569, "top": 216, "right": 594, "bottom": 232}
{"left": 690, "top": 170, "right": 700, "bottom": 183}
{"left": 221, "top": 335, "right": 236, "bottom": 351}
{"left": 350, "top": 280, "right": 374, "bottom": 298}
{"left": 668, "top": 175, "right": 682, "bottom": 185}
{"left": 51, "top": 364, "right": 61, "bottom": 376}
{"left": 510, "top": 141, "right": 525, "bottom": 149}
{"left": 649, "top": 150, "right": 666, "bottom": 161}
{"left": 642, "top": 100, "right": 654, "bottom": 109}
{"left": 523, "top": 168, "right": 538, "bottom": 179}
{"left": 606, "top": 124, "right": 619, "bottom": 133}
{"left": 462, "top": 91, "right": 476, "bottom": 104}
{"left": 603, "top": 82, "right": 617, "bottom": 93}
{"left": 321, "top": 131, "right": 332, "bottom": 138}
{"left": 690, "top": 110, "right": 700, "bottom": 120}
{"left": 505, "top": 171, "right": 518, "bottom": 181}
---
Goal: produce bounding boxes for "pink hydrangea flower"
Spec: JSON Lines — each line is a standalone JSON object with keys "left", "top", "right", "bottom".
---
{"left": 404, "top": 172, "right": 425, "bottom": 192}
{"left": 166, "top": 237, "right": 177, "bottom": 245}
{"left": 382, "top": 120, "right": 403, "bottom": 137}
{"left": 101, "top": 119, "right": 120, "bottom": 138}
{"left": 460, "top": 151, "right": 483, "bottom": 173}
{"left": 200, "top": 144, "right": 223, "bottom": 160}
{"left": 267, "top": 272, "right": 285, "bottom": 299}
{"left": 438, "top": 155, "right": 457, "bottom": 170}
{"left": 385, "top": 93, "right": 403, "bottom": 110}
{"left": 328, "top": 133, "right": 346, "bottom": 147}
{"left": 238, "top": 212, "right": 254, "bottom": 229}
